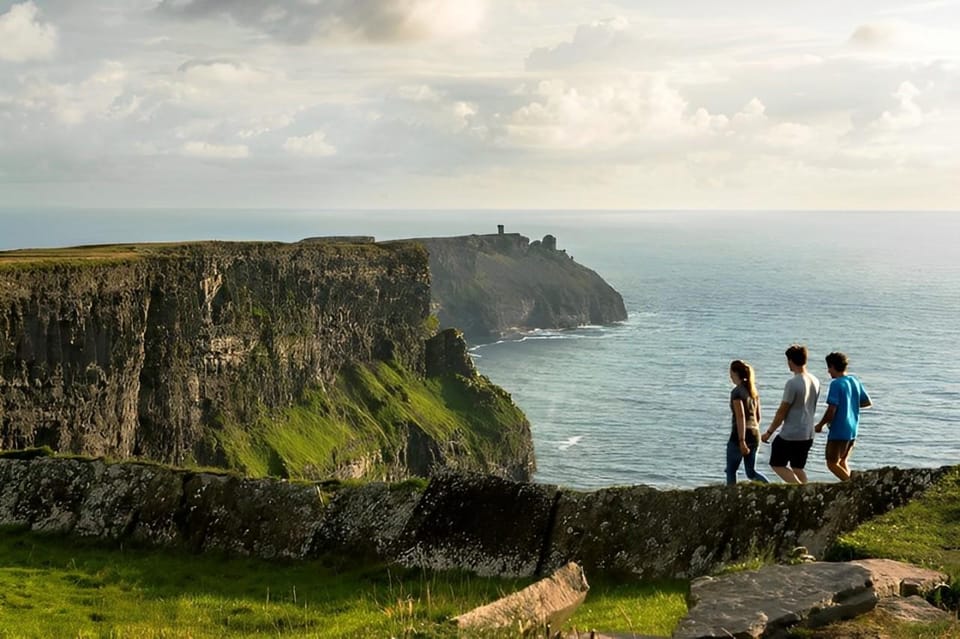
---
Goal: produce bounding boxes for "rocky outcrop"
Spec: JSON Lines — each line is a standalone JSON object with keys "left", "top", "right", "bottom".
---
{"left": 453, "top": 562, "right": 589, "bottom": 633}
{"left": 0, "top": 241, "right": 535, "bottom": 480}
{"left": 0, "top": 456, "right": 952, "bottom": 583}
{"left": 674, "top": 560, "right": 949, "bottom": 638}
{"left": 407, "top": 231, "right": 627, "bottom": 340}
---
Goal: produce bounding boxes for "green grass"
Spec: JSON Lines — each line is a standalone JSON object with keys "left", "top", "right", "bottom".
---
{"left": 215, "top": 360, "right": 530, "bottom": 481}
{"left": 0, "top": 530, "right": 687, "bottom": 638}
{"left": 827, "top": 468, "right": 960, "bottom": 580}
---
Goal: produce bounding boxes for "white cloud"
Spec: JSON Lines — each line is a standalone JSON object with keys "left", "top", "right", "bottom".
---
{"left": 180, "top": 141, "right": 249, "bottom": 159}
{"left": 17, "top": 62, "right": 131, "bottom": 125}
{"left": 870, "top": 82, "right": 931, "bottom": 131}
{"left": 156, "top": 0, "right": 486, "bottom": 43}
{"left": 0, "top": 2, "right": 57, "bottom": 62}
{"left": 497, "top": 76, "right": 728, "bottom": 151}
{"left": 177, "top": 59, "right": 271, "bottom": 86}
{"left": 526, "top": 16, "right": 632, "bottom": 70}
{"left": 283, "top": 131, "right": 336, "bottom": 157}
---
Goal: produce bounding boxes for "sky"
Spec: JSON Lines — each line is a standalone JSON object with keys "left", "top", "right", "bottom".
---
{"left": 1, "top": 0, "right": 959, "bottom": 211}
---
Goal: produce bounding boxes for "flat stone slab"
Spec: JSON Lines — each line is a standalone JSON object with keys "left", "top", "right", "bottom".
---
{"left": 674, "top": 562, "right": 877, "bottom": 638}
{"left": 453, "top": 562, "right": 589, "bottom": 633}
{"left": 876, "top": 595, "right": 953, "bottom": 623}
{"left": 849, "top": 558, "right": 947, "bottom": 598}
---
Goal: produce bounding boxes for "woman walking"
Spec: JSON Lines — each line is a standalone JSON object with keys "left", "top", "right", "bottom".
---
{"left": 726, "top": 360, "right": 770, "bottom": 485}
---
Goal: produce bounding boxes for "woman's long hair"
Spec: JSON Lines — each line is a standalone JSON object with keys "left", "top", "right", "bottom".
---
{"left": 730, "top": 359, "right": 758, "bottom": 399}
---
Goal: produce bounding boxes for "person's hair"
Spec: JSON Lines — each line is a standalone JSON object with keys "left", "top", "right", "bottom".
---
{"left": 785, "top": 344, "right": 808, "bottom": 367}
{"left": 825, "top": 351, "right": 848, "bottom": 373}
{"left": 730, "top": 359, "right": 759, "bottom": 399}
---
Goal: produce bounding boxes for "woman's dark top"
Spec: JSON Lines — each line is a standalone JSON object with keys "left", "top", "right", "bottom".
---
{"left": 729, "top": 384, "right": 760, "bottom": 443}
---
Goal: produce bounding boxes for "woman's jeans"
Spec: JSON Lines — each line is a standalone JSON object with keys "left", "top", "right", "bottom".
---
{"left": 726, "top": 436, "right": 770, "bottom": 485}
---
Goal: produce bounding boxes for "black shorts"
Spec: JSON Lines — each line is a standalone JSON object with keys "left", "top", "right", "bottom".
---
{"left": 769, "top": 436, "right": 813, "bottom": 469}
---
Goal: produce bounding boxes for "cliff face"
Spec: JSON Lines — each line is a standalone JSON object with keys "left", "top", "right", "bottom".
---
{"left": 0, "top": 242, "right": 534, "bottom": 480}
{"left": 410, "top": 233, "right": 627, "bottom": 340}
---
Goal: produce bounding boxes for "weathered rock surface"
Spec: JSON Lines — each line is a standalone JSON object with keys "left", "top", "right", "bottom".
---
{"left": 395, "top": 471, "right": 559, "bottom": 577}
{"left": 0, "top": 456, "right": 953, "bottom": 586}
{"left": 452, "top": 562, "right": 589, "bottom": 633}
{"left": 674, "top": 559, "right": 951, "bottom": 639}
{"left": 849, "top": 558, "right": 947, "bottom": 598}
{"left": 541, "top": 466, "right": 950, "bottom": 578}
{"left": 408, "top": 232, "right": 627, "bottom": 340}
{"left": 0, "top": 241, "right": 536, "bottom": 481}
{"left": 875, "top": 595, "right": 954, "bottom": 623}
{"left": 675, "top": 563, "right": 877, "bottom": 638}
{"left": 0, "top": 241, "right": 428, "bottom": 464}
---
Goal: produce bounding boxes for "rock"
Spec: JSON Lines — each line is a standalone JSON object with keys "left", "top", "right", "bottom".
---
{"left": 848, "top": 558, "right": 947, "bottom": 598}
{"left": 395, "top": 471, "right": 559, "bottom": 577}
{"left": 409, "top": 232, "right": 627, "bottom": 340}
{"left": 674, "top": 562, "right": 877, "bottom": 638}
{"left": 876, "top": 595, "right": 953, "bottom": 623}
{"left": 452, "top": 562, "right": 589, "bottom": 633}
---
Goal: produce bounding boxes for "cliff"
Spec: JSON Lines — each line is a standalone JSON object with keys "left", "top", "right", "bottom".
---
{"left": 0, "top": 454, "right": 952, "bottom": 580}
{"left": 407, "top": 231, "right": 627, "bottom": 340}
{"left": 0, "top": 242, "right": 534, "bottom": 481}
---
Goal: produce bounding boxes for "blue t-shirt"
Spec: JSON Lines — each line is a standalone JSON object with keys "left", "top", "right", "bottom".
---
{"left": 826, "top": 374, "right": 871, "bottom": 441}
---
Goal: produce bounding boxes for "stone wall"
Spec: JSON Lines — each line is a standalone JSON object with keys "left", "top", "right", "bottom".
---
{"left": 0, "top": 241, "right": 429, "bottom": 465}
{"left": 1, "top": 455, "right": 951, "bottom": 579}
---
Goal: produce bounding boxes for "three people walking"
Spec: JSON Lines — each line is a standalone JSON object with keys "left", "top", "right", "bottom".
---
{"left": 725, "top": 348, "right": 870, "bottom": 484}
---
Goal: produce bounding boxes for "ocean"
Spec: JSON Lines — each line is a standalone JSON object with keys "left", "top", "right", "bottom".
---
{"left": 2, "top": 209, "right": 959, "bottom": 489}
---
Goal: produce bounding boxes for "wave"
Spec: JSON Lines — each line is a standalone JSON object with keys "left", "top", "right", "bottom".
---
{"left": 557, "top": 435, "right": 583, "bottom": 451}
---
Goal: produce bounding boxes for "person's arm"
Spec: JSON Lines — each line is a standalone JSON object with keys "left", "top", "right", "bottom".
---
{"left": 762, "top": 401, "right": 791, "bottom": 442}
{"left": 860, "top": 385, "right": 873, "bottom": 408}
{"left": 732, "top": 399, "right": 749, "bottom": 455}
{"left": 815, "top": 405, "right": 836, "bottom": 433}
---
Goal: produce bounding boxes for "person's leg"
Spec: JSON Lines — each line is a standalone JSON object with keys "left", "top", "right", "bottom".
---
{"left": 743, "top": 443, "right": 769, "bottom": 483}
{"left": 825, "top": 440, "right": 851, "bottom": 481}
{"left": 837, "top": 440, "right": 855, "bottom": 480}
{"left": 772, "top": 466, "right": 799, "bottom": 483}
{"left": 725, "top": 440, "right": 742, "bottom": 485}
{"left": 769, "top": 437, "right": 799, "bottom": 483}
{"left": 792, "top": 439, "right": 813, "bottom": 484}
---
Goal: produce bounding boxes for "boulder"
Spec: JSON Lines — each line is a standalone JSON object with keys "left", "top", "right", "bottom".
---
{"left": 452, "top": 562, "right": 589, "bottom": 633}
{"left": 848, "top": 558, "right": 947, "bottom": 598}
{"left": 875, "top": 595, "right": 954, "bottom": 623}
{"left": 674, "top": 562, "right": 877, "bottom": 638}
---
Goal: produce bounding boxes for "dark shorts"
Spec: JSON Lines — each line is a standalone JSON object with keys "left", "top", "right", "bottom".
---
{"left": 769, "top": 437, "right": 813, "bottom": 469}
{"left": 825, "top": 439, "right": 856, "bottom": 462}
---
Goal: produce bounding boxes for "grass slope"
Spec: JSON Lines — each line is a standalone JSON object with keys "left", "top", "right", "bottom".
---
{"left": 0, "top": 530, "right": 686, "bottom": 638}
{"left": 214, "top": 360, "right": 530, "bottom": 480}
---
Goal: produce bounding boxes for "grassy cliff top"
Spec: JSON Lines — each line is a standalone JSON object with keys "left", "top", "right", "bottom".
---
{"left": 0, "top": 239, "right": 422, "bottom": 270}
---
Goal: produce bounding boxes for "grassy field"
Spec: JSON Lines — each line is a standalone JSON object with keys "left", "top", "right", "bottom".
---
{"left": 0, "top": 529, "right": 687, "bottom": 638}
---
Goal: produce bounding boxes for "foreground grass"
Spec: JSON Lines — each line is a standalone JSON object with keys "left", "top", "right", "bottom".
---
{"left": 802, "top": 468, "right": 960, "bottom": 639}
{"left": 828, "top": 468, "right": 960, "bottom": 580}
{"left": 0, "top": 530, "right": 686, "bottom": 638}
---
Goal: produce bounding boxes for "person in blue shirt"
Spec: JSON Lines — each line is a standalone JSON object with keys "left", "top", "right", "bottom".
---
{"left": 814, "top": 352, "right": 872, "bottom": 481}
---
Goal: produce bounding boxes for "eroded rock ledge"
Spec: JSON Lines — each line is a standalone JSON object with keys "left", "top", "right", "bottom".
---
{"left": 0, "top": 456, "right": 951, "bottom": 580}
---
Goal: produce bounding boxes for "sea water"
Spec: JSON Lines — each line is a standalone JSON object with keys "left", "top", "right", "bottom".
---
{"left": 2, "top": 209, "right": 959, "bottom": 488}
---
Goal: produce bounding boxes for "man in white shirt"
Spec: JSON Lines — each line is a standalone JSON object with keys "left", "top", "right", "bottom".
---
{"left": 761, "top": 344, "right": 821, "bottom": 484}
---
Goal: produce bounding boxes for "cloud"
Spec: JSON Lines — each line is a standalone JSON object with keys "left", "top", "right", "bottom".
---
{"left": 177, "top": 59, "right": 271, "bottom": 86}
{"left": 283, "top": 131, "right": 336, "bottom": 157}
{"left": 0, "top": 2, "right": 58, "bottom": 62}
{"left": 180, "top": 141, "right": 249, "bottom": 159}
{"left": 849, "top": 22, "right": 906, "bottom": 49}
{"left": 17, "top": 62, "right": 131, "bottom": 125}
{"left": 497, "top": 76, "right": 728, "bottom": 151}
{"left": 870, "top": 81, "right": 930, "bottom": 131}
{"left": 155, "top": 0, "right": 486, "bottom": 44}
{"left": 526, "top": 16, "right": 632, "bottom": 70}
